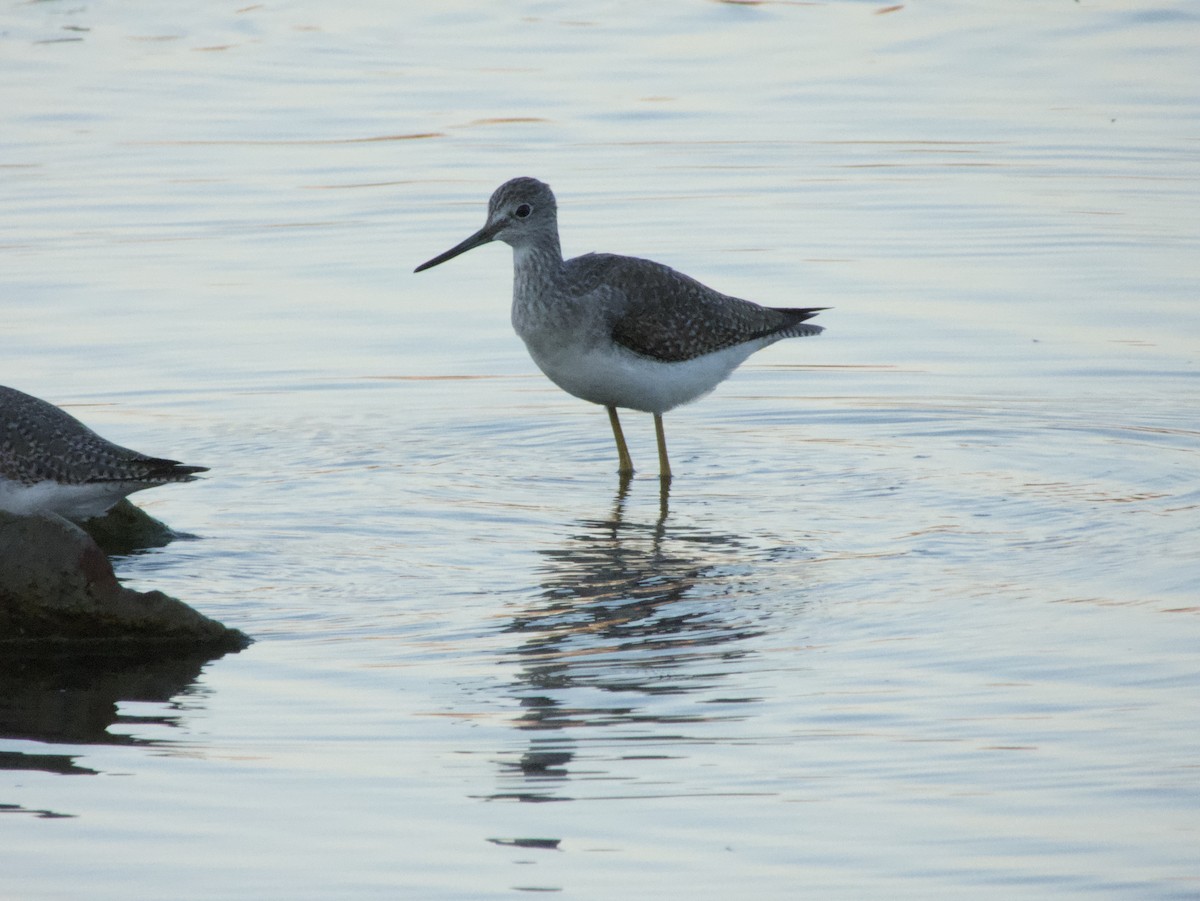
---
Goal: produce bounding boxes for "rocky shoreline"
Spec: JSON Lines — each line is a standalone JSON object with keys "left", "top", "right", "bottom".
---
{"left": 1, "top": 501, "right": 248, "bottom": 652}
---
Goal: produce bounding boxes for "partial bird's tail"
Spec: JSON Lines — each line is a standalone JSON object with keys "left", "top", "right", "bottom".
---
{"left": 778, "top": 306, "right": 828, "bottom": 337}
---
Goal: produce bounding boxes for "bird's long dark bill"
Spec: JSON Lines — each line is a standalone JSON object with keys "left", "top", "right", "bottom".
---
{"left": 413, "top": 221, "right": 501, "bottom": 272}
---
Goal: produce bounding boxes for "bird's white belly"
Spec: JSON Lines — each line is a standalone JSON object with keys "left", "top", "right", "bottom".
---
{"left": 524, "top": 339, "right": 762, "bottom": 415}
{"left": 0, "top": 478, "right": 129, "bottom": 520}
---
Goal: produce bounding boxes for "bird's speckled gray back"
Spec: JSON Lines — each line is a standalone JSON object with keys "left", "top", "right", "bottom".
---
{"left": 0, "top": 385, "right": 204, "bottom": 486}
{"left": 561, "top": 253, "right": 823, "bottom": 362}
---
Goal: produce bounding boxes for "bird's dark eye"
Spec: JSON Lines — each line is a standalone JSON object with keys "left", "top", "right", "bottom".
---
{"left": 514, "top": 203, "right": 532, "bottom": 219}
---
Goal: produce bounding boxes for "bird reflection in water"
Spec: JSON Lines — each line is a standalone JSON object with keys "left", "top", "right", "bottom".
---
{"left": 0, "top": 649, "right": 233, "bottom": 817}
{"left": 489, "top": 479, "right": 776, "bottom": 803}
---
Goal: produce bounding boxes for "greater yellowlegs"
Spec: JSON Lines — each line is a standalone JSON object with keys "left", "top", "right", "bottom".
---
{"left": 0, "top": 385, "right": 207, "bottom": 521}
{"left": 415, "top": 177, "right": 826, "bottom": 478}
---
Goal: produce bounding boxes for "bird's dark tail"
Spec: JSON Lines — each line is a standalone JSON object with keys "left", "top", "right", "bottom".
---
{"left": 776, "top": 306, "right": 827, "bottom": 338}
{"left": 778, "top": 307, "right": 828, "bottom": 323}
{"left": 92, "top": 458, "right": 210, "bottom": 484}
{"left": 146, "top": 459, "right": 209, "bottom": 482}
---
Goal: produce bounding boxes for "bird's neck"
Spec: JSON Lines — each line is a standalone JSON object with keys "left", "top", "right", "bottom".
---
{"left": 510, "top": 234, "right": 571, "bottom": 341}
{"left": 511, "top": 236, "right": 563, "bottom": 302}
{"left": 512, "top": 234, "right": 562, "bottom": 274}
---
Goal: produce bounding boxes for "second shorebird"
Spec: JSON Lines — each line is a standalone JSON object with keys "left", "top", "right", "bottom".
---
{"left": 0, "top": 385, "right": 207, "bottom": 521}
{"left": 415, "top": 177, "right": 825, "bottom": 479}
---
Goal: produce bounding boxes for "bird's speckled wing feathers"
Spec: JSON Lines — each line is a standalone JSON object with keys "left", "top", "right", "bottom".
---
{"left": 0, "top": 385, "right": 206, "bottom": 486}
{"left": 564, "top": 253, "right": 823, "bottom": 363}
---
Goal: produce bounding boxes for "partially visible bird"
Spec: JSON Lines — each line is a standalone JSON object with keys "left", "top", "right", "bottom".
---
{"left": 414, "top": 177, "right": 826, "bottom": 479}
{"left": 0, "top": 385, "right": 207, "bottom": 521}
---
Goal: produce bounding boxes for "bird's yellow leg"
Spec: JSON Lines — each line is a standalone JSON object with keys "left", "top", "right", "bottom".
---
{"left": 606, "top": 405, "right": 635, "bottom": 476}
{"left": 654, "top": 413, "right": 672, "bottom": 482}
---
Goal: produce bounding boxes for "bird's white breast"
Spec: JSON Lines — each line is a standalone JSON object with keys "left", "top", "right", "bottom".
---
{"left": 521, "top": 336, "right": 764, "bottom": 414}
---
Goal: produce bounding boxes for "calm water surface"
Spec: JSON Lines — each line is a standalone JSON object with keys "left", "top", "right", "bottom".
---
{"left": 2, "top": 2, "right": 1198, "bottom": 898}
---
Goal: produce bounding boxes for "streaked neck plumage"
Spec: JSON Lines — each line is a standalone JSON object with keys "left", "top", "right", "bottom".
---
{"left": 511, "top": 226, "right": 566, "bottom": 337}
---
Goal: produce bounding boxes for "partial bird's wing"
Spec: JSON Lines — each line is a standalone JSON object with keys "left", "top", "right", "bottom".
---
{"left": 0, "top": 385, "right": 207, "bottom": 486}
{"left": 569, "top": 254, "right": 823, "bottom": 363}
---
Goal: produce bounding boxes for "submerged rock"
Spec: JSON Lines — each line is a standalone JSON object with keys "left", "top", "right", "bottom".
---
{"left": 80, "top": 497, "right": 188, "bottom": 556}
{"left": 0, "top": 509, "right": 248, "bottom": 651}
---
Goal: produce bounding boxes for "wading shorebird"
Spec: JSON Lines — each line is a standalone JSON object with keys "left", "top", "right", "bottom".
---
{"left": 414, "top": 177, "right": 825, "bottom": 479}
{"left": 0, "top": 385, "right": 207, "bottom": 521}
